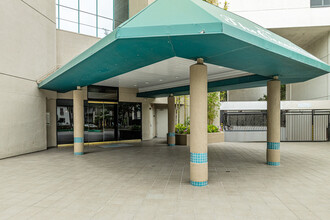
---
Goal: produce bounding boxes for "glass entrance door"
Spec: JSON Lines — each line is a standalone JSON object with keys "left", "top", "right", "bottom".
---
{"left": 103, "top": 104, "right": 117, "bottom": 141}
{"left": 87, "top": 102, "right": 117, "bottom": 143}
{"left": 87, "top": 103, "right": 104, "bottom": 143}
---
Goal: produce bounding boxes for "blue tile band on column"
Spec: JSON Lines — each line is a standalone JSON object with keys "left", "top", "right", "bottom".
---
{"left": 268, "top": 162, "right": 280, "bottom": 166}
{"left": 168, "top": 144, "right": 175, "bottom": 146}
{"left": 267, "top": 142, "right": 280, "bottom": 150}
{"left": 74, "top": 152, "right": 84, "bottom": 156}
{"left": 168, "top": 132, "right": 175, "bottom": 137}
{"left": 74, "top": 137, "right": 84, "bottom": 143}
{"left": 190, "top": 181, "right": 208, "bottom": 187}
{"left": 190, "top": 152, "right": 208, "bottom": 164}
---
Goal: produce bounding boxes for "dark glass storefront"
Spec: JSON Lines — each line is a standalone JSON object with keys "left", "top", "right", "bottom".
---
{"left": 56, "top": 86, "right": 142, "bottom": 145}
{"left": 118, "top": 102, "right": 142, "bottom": 140}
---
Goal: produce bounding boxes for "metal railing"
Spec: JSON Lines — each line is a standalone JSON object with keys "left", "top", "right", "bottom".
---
{"left": 222, "top": 110, "right": 330, "bottom": 141}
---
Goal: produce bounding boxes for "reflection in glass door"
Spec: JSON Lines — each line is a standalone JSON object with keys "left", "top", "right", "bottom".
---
{"left": 87, "top": 103, "right": 104, "bottom": 143}
{"left": 103, "top": 104, "right": 117, "bottom": 141}
{"left": 87, "top": 102, "right": 117, "bottom": 142}
{"left": 56, "top": 99, "right": 142, "bottom": 145}
{"left": 118, "top": 103, "right": 142, "bottom": 140}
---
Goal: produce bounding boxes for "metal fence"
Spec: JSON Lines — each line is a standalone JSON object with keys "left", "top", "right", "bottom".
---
{"left": 222, "top": 110, "right": 330, "bottom": 142}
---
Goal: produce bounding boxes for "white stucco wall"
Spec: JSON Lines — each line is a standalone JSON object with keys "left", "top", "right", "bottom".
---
{"left": 129, "top": 0, "right": 155, "bottom": 18}
{"left": 287, "top": 32, "right": 330, "bottom": 101}
{"left": 228, "top": 87, "right": 267, "bottom": 101}
{"left": 230, "top": 0, "right": 330, "bottom": 29}
{"left": 0, "top": 0, "right": 56, "bottom": 158}
{"left": 129, "top": 0, "right": 148, "bottom": 18}
{"left": 56, "top": 30, "right": 100, "bottom": 67}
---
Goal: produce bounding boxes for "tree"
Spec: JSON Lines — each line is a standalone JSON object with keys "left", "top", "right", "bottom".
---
{"left": 175, "top": 96, "right": 181, "bottom": 124}
{"left": 220, "top": 91, "right": 227, "bottom": 101}
{"left": 203, "top": 0, "right": 229, "bottom": 10}
{"left": 208, "top": 92, "right": 221, "bottom": 125}
{"left": 281, "top": 85, "right": 286, "bottom": 100}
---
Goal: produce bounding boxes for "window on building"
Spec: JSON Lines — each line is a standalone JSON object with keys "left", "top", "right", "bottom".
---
{"left": 311, "top": 0, "right": 330, "bottom": 7}
{"left": 56, "top": 0, "right": 115, "bottom": 38}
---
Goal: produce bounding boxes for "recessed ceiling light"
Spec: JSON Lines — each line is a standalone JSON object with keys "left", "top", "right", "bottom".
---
{"left": 159, "top": 79, "right": 163, "bottom": 82}
{"left": 133, "top": 85, "right": 137, "bottom": 87}
{"left": 145, "top": 82, "right": 149, "bottom": 84}
{"left": 175, "top": 76, "right": 179, "bottom": 79}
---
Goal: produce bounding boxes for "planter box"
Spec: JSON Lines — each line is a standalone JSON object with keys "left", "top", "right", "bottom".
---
{"left": 208, "top": 132, "right": 225, "bottom": 144}
{"left": 175, "top": 132, "right": 224, "bottom": 146}
{"left": 175, "top": 134, "right": 188, "bottom": 145}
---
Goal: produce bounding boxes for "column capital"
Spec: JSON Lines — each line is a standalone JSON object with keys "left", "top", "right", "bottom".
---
{"left": 196, "top": 58, "right": 204, "bottom": 64}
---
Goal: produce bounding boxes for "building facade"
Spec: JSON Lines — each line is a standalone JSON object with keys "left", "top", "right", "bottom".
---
{"left": 0, "top": 0, "right": 329, "bottom": 159}
{"left": 0, "top": 0, "right": 162, "bottom": 159}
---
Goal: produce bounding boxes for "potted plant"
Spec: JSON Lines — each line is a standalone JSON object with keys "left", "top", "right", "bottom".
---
{"left": 175, "top": 124, "right": 224, "bottom": 146}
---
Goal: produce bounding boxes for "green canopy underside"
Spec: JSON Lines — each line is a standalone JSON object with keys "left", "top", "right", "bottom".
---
{"left": 38, "top": 0, "right": 330, "bottom": 96}
{"left": 137, "top": 75, "right": 270, "bottom": 98}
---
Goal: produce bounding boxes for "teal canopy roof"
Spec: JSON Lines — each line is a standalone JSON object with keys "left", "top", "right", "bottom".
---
{"left": 39, "top": 0, "right": 330, "bottom": 97}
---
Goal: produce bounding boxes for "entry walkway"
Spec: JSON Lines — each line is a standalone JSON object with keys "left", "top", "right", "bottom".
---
{"left": 0, "top": 141, "right": 329, "bottom": 219}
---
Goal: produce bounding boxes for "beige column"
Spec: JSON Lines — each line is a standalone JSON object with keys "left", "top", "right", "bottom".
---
{"left": 267, "top": 78, "right": 281, "bottom": 166}
{"left": 190, "top": 58, "right": 208, "bottom": 186}
{"left": 46, "top": 99, "right": 57, "bottom": 147}
{"left": 167, "top": 95, "right": 176, "bottom": 146}
{"left": 73, "top": 87, "right": 84, "bottom": 155}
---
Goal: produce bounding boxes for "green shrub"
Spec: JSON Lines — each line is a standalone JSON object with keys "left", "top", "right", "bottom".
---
{"left": 186, "top": 126, "right": 190, "bottom": 134}
{"left": 175, "top": 124, "right": 190, "bottom": 134}
{"left": 176, "top": 124, "right": 220, "bottom": 134}
{"left": 175, "top": 124, "right": 187, "bottom": 134}
{"left": 208, "top": 124, "right": 220, "bottom": 133}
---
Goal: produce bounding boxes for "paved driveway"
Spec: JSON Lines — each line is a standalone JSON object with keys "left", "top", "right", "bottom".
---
{"left": 0, "top": 140, "right": 329, "bottom": 219}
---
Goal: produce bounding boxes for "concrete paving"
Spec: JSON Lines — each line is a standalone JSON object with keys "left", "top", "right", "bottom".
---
{"left": 0, "top": 140, "right": 329, "bottom": 219}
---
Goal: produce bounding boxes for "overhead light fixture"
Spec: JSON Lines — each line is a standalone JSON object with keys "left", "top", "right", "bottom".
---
{"left": 159, "top": 79, "right": 163, "bottom": 82}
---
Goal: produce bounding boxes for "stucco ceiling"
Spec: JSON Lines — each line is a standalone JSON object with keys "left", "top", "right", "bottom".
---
{"left": 270, "top": 26, "right": 330, "bottom": 49}
{"left": 95, "top": 57, "right": 253, "bottom": 93}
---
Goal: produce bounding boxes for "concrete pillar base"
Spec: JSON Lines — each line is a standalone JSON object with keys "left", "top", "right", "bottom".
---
{"left": 190, "top": 181, "right": 208, "bottom": 187}
{"left": 267, "top": 142, "right": 280, "bottom": 166}
{"left": 74, "top": 152, "right": 84, "bottom": 156}
{"left": 167, "top": 133, "right": 175, "bottom": 146}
